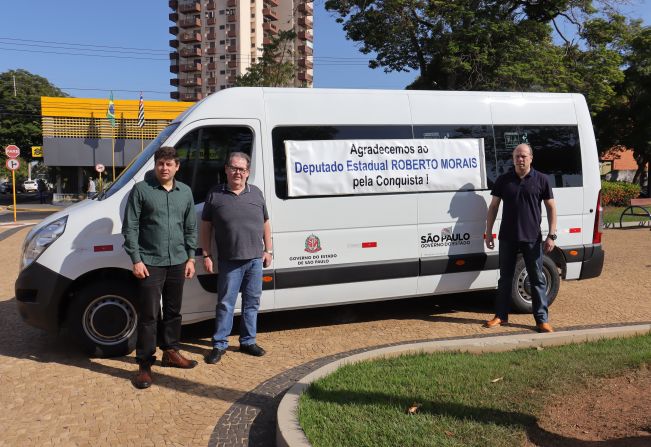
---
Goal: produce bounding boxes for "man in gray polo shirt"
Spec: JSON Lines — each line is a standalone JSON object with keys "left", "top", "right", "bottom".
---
{"left": 200, "top": 152, "right": 272, "bottom": 364}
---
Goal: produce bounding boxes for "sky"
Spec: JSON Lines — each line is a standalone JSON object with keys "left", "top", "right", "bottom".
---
{"left": 0, "top": 0, "right": 650, "bottom": 101}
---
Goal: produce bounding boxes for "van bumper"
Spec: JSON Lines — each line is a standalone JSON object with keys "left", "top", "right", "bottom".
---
{"left": 579, "top": 244, "right": 604, "bottom": 280}
{"left": 15, "top": 262, "right": 72, "bottom": 333}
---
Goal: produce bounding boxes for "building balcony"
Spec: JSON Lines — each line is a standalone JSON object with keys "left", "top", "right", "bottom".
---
{"left": 298, "top": 44, "right": 313, "bottom": 55}
{"left": 263, "top": 37, "right": 272, "bottom": 45}
{"left": 298, "top": 71, "right": 313, "bottom": 83}
{"left": 207, "top": 0, "right": 216, "bottom": 10}
{"left": 262, "top": 22, "right": 279, "bottom": 33}
{"left": 180, "top": 92, "right": 202, "bottom": 101}
{"left": 264, "top": 0, "right": 279, "bottom": 7}
{"left": 227, "top": 14, "right": 237, "bottom": 23}
{"left": 207, "top": 62, "right": 216, "bottom": 70}
{"left": 180, "top": 47, "right": 202, "bottom": 57}
{"left": 228, "top": 60, "right": 237, "bottom": 68}
{"left": 170, "top": 78, "right": 179, "bottom": 86}
{"left": 170, "top": 64, "right": 180, "bottom": 73}
{"left": 206, "top": 47, "right": 217, "bottom": 54}
{"left": 180, "top": 32, "right": 202, "bottom": 42}
{"left": 169, "top": 26, "right": 179, "bottom": 35}
{"left": 227, "top": 76, "right": 236, "bottom": 83}
{"left": 298, "top": 2, "right": 313, "bottom": 14}
{"left": 227, "top": 45, "right": 237, "bottom": 53}
{"left": 169, "top": 0, "right": 178, "bottom": 9}
{"left": 298, "top": 30, "right": 313, "bottom": 42}
{"left": 180, "top": 62, "right": 202, "bottom": 72}
{"left": 179, "top": 17, "right": 201, "bottom": 28}
{"left": 171, "top": 91, "right": 180, "bottom": 100}
{"left": 207, "top": 31, "right": 218, "bottom": 40}
{"left": 169, "top": 12, "right": 179, "bottom": 22}
{"left": 227, "top": 0, "right": 236, "bottom": 6}
{"left": 298, "top": 58, "right": 313, "bottom": 69}
{"left": 208, "top": 77, "right": 217, "bottom": 85}
{"left": 298, "top": 16, "right": 313, "bottom": 28}
{"left": 207, "top": 17, "right": 217, "bottom": 25}
{"left": 179, "top": 1, "right": 201, "bottom": 13}
{"left": 262, "top": 8, "right": 278, "bottom": 20}
{"left": 169, "top": 39, "right": 180, "bottom": 48}
{"left": 170, "top": 51, "right": 179, "bottom": 60}
{"left": 227, "top": 30, "right": 237, "bottom": 38}
{"left": 180, "top": 76, "right": 202, "bottom": 87}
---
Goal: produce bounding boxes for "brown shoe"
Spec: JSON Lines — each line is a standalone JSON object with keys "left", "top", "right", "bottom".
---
{"left": 484, "top": 317, "right": 507, "bottom": 328}
{"left": 161, "top": 349, "right": 198, "bottom": 369}
{"left": 132, "top": 365, "right": 153, "bottom": 389}
{"left": 537, "top": 322, "right": 554, "bottom": 333}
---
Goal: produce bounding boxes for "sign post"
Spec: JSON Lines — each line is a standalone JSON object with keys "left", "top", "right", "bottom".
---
{"left": 4, "top": 145, "right": 20, "bottom": 222}
{"left": 95, "top": 163, "right": 105, "bottom": 193}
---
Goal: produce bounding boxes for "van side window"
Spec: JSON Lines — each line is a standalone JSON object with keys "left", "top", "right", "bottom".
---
{"left": 272, "top": 125, "right": 413, "bottom": 199}
{"left": 494, "top": 126, "right": 582, "bottom": 187}
{"left": 174, "top": 126, "right": 254, "bottom": 203}
{"left": 413, "top": 125, "right": 496, "bottom": 188}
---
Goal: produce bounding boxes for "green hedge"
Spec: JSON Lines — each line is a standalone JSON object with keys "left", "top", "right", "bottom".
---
{"left": 601, "top": 180, "right": 641, "bottom": 206}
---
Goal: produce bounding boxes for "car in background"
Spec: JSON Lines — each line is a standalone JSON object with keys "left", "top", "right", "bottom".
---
{"left": 21, "top": 180, "right": 38, "bottom": 193}
{"left": 0, "top": 181, "right": 14, "bottom": 193}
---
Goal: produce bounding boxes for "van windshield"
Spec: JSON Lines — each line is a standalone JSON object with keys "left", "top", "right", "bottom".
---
{"left": 97, "top": 123, "right": 180, "bottom": 200}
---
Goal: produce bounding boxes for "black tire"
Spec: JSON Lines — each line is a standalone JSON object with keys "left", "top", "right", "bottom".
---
{"left": 68, "top": 281, "right": 138, "bottom": 358}
{"left": 510, "top": 255, "right": 560, "bottom": 314}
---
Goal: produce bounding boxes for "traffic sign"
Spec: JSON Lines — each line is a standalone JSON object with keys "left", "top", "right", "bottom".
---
{"left": 6, "top": 158, "right": 20, "bottom": 171}
{"left": 4, "top": 145, "right": 20, "bottom": 158}
{"left": 32, "top": 146, "right": 43, "bottom": 158}
{"left": 95, "top": 163, "right": 105, "bottom": 173}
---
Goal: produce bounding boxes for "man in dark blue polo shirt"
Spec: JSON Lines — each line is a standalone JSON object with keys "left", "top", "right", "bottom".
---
{"left": 122, "top": 146, "right": 198, "bottom": 389}
{"left": 200, "top": 152, "right": 272, "bottom": 364}
{"left": 484, "top": 143, "right": 557, "bottom": 333}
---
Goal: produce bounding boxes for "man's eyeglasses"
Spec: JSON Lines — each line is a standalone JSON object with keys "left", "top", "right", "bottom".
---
{"left": 226, "top": 165, "right": 249, "bottom": 174}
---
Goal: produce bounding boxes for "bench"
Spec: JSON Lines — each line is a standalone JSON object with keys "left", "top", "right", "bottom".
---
{"left": 620, "top": 198, "right": 651, "bottom": 229}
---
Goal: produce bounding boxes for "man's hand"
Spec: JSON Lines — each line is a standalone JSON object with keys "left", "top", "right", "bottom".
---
{"left": 263, "top": 252, "right": 272, "bottom": 268}
{"left": 132, "top": 262, "right": 149, "bottom": 279}
{"left": 185, "top": 259, "right": 195, "bottom": 278}
{"left": 203, "top": 256, "right": 214, "bottom": 274}
{"left": 485, "top": 233, "right": 495, "bottom": 250}
{"left": 544, "top": 237, "right": 555, "bottom": 254}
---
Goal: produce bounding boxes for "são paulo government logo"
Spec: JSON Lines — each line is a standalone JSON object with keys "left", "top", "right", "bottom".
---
{"left": 304, "top": 234, "right": 322, "bottom": 253}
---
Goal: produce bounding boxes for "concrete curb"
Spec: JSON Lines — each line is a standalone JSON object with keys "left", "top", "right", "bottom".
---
{"left": 276, "top": 324, "right": 651, "bottom": 447}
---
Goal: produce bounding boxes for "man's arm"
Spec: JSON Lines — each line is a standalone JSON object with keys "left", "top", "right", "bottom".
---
{"left": 121, "top": 187, "right": 148, "bottom": 278}
{"left": 199, "top": 220, "right": 214, "bottom": 274}
{"left": 543, "top": 198, "right": 557, "bottom": 253}
{"left": 262, "top": 219, "right": 272, "bottom": 268}
{"left": 485, "top": 195, "right": 501, "bottom": 250}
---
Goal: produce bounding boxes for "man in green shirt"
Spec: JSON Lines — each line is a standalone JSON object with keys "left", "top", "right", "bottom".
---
{"left": 122, "top": 146, "right": 198, "bottom": 390}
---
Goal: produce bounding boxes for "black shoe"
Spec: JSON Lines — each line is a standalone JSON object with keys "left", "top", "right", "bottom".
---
{"left": 239, "top": 343, "right": 266, "bottom": 357}
{"left": 204, "top": 348, "right": 225, "bottom": 364}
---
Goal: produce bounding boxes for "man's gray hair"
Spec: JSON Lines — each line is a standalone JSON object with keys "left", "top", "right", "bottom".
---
{"left": 228, "top": 152, "right": 251, "bottom": 168}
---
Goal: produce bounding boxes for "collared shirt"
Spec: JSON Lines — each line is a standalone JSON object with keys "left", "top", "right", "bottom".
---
{"left": 122, "top": 176, "right": 197, "bottom": 266}
{"left": 201, "top": 183, "right": 269, "bottom": 261}
{"left": 491, "top": 168, "right": 553, "bottom": 242}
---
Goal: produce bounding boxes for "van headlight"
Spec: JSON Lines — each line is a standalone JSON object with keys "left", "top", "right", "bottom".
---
{"left": 21, "top": 216, "right": 68, "bottom": 270}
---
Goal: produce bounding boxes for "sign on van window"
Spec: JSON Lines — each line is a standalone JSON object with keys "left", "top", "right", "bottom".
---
{"left": 285, "top": 139, "right": 486, "bottom": 197}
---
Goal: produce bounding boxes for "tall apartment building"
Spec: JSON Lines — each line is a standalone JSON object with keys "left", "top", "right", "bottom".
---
{"left": 169, "top": 0, "right": 314, "bottom": 101}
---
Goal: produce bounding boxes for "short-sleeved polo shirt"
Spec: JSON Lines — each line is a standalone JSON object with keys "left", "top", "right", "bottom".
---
{"left": 491, "top": 168, "right": 553, "bottom": 242}
{"left": 202, "top": 184, "right": 269, "bottom": 261}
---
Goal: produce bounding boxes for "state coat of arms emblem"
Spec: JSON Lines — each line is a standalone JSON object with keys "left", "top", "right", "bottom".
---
{"left": 304, "top": 234, "right": 322, "bottom": 253}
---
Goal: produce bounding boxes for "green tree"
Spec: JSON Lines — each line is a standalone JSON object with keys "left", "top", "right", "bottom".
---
{"left": 0, "top": 69, "right": 67, "bottom": 172}
{"left": 235, "top": 30, "right": 298, "bottom": 87}
{"left": 594, "top": 25, "right": 651, "bottom": 196}
{"left": 324, "top": 0, "right": 630, "bottom": 113}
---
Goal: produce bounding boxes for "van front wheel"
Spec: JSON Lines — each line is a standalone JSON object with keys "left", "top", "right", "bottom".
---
{"left": 510, "top": 255, "right": 560, "bottom": 314}
{"left": 68, "top": 282, "right": 138, "bottom": 358}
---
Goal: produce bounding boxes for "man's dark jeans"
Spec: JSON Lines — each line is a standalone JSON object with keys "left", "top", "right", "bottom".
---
{"left": 495, "top": 238, "right": 549, "bottom": 324}
{"left": 136, "top": 263, "right": 185, "bottom": 366}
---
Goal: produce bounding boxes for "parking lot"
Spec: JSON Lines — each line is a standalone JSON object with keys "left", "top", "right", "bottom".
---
{"left": 0, "top": 223, "right": 650, "bottom": 446}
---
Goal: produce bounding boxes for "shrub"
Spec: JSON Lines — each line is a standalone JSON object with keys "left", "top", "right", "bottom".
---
{"left": 601, "top": 181, "right": 641, "bottom": 206}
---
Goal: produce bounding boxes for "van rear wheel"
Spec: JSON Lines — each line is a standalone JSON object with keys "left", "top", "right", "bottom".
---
{"left": 68, "top": 282, "right": 138, "bottom": 358}
{"left": 510, "top": 255, "right": 560, "bottom": 314}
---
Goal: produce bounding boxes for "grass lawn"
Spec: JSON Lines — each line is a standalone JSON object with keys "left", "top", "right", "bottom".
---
{"left": 298, "top": 334, "right": 651, "bottom": 447}
{"left": 603, "top": 205, "right": 651, "bottom": 223}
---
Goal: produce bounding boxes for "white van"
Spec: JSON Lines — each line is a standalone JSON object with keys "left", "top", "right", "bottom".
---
{"left": 16, "top": 88, "right": 604, "bottom": 357}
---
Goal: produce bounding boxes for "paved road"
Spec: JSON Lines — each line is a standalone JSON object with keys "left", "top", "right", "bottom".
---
{"left": 0, "top": 227, "right": 649, "bottom": 446}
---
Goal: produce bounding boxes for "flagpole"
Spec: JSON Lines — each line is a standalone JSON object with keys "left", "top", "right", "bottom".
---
{"left": 112, "top": 125, "right": 116, "bottom": 182}
{"left": 141, "top": 126, "right": 144, "bottom": 152}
